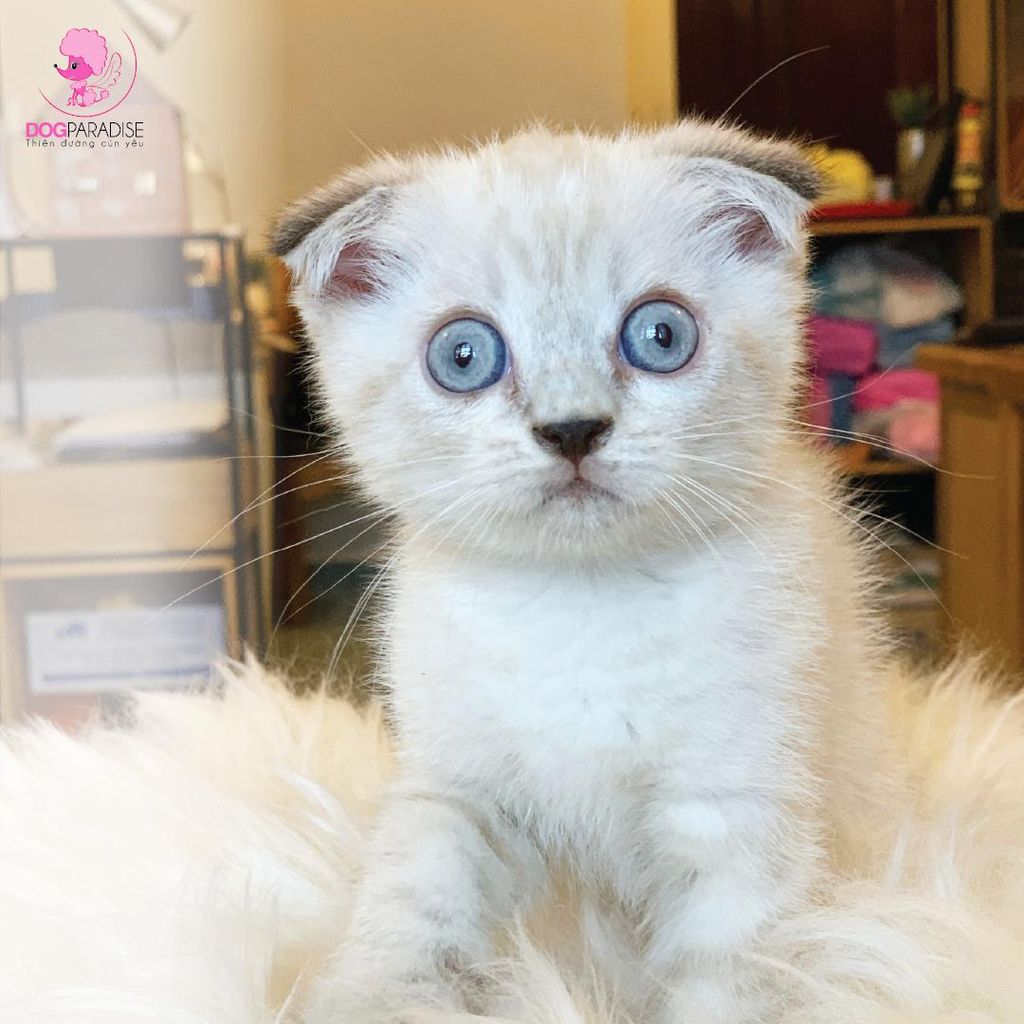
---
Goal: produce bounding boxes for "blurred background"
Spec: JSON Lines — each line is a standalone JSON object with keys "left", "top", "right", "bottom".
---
{"left": 1, "top": 0, "right": 1021, "bottom": 726}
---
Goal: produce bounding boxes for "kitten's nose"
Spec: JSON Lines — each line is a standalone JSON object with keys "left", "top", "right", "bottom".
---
{"left": 533, "top": 418, "right": 613, "bottom": 462}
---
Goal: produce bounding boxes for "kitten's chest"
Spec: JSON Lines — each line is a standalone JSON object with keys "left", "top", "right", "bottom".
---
{"left": 387, "top": 553, "right": 753, "bottom": 784}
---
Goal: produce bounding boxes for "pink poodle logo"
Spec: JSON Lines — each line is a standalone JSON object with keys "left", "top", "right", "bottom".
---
{"left": 41, "top": 26, "right": 138, "bottom": 118}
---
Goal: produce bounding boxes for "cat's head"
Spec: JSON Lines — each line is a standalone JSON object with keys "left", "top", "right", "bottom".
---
{"left": 273, "top": 121, "right": 821, "bottom": 563}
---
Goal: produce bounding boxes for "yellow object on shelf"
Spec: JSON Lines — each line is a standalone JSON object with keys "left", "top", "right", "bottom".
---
{"left": 809, "top": 145, "right": 875, "bottom": 203}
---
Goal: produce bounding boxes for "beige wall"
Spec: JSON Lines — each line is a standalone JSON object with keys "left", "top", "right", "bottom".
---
{"left": 3, "top": 1, "right": 678, "bottom": 245}
{"left": 625, "top": 0, "right": 677, "bottom": 124}
{"left": 280, "top": 0, "right": 631, "bottom": 202}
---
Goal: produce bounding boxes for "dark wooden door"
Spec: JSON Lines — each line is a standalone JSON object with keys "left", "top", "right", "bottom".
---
{"left": 676, "top": 0, "right": 946, "bottom": 174}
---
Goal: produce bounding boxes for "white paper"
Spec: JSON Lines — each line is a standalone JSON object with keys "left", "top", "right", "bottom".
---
{"left": 25, "top": 605, "right": 226, "bottom": 695}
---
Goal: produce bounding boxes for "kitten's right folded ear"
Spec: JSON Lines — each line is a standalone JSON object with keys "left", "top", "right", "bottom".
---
{"left": 651, "top": 119, "right": 823, "bottom": 259}
{"left": 270, "top": 158, "right": 408, "bottom": 300}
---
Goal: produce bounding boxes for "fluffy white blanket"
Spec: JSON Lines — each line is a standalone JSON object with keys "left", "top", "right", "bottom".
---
{"left": 1, "top": 659, "right": 1022, "bottom": 1023}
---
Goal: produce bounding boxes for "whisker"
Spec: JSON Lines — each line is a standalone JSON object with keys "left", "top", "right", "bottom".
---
{"left": 155, "top": 473, "right": 475, "bottom": 618}
{"left": 781, "top": 421, "right": 991, "bottom": 481}
{"left": 721, "top": 46, "right": 830, "bottom": 118}
{"left": 213, "top": 451, "right": 341, "bottom": 461}
{"left": 274, "top": 452, "right": 483, "bottom": 532}
{"left": 680, "top": 441, "right": 955, "bottom": 557}
{"left": 668, "top": 474, "right": 810, "bottom": 601}
{"left": 662, "top": 415, "right": 988, "bottom": 482}
{"left": 668, "top": 472, "right": 760, "bottom": 531}
{"left": 410, "top": 487, "right": 492, "bottom": 570}
{"left": 272, "top": 511, "right": 395, "bottom": 635}
{"left": 673, "top": 451, "right": 952, "bottom": 620}
{"left": 658, "top": 487, "right": 725, "bottom": 570}
{"left": 326, "top": 559, "right": 392, "bottom": 681}
{"left": 230, "top": 405, "right": 333, "bottom": 442}
{"left": 179, "top": 449, "right": 336, "bottom": 568}
{"left": 326, "top": 486, "right": 487, "bottom": 677}
{"left": 653, "top": 491, "right": 696, "bottom": 554}
{"left": 279, "top": 535, "right": 391, "bottom": 636}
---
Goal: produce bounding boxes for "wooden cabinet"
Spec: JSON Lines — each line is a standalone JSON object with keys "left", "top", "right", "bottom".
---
{"left": 916, "top": 343, "right": 1024, "bottom": 669}
{"left": 995, "top": 0, "right": 1024, "bottom": 211}
{"left": 675, "top": 0, "right": 946, "bottom": 175}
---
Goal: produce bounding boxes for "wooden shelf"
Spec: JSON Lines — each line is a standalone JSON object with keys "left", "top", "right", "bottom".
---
{"left": 810, "top": 214, "right": 994, "bottom": 328}
{"left": 0, "top": 458, "right": 236, "bottom": 561}
{"left": 916, "top": 343, "right": 1024, "bottom": 396}
{"left": 833, "top": 441, "right": 934, "bottom": 477}
{"left": 811, "top": 215, "right": 990, "bottom": 237}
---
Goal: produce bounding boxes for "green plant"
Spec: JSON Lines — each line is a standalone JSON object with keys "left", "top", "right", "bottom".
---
{"left": 887, "top": 85, "right": 935, "bottom": 129}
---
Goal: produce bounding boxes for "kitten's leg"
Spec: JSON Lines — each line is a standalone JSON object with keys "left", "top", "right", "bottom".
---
{"left": 305, "top": 788, "right": 526, "bottom": 1024}
{"left": 641, "top": 793, "right": 815, "bottom": 1023}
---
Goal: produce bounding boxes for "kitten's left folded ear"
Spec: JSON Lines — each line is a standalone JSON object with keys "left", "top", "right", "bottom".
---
{"left": 269, "top": 155, "right": 409, "bottom": 300}
{"left": 653, "top": 120, "right": 824, "bottom": 257}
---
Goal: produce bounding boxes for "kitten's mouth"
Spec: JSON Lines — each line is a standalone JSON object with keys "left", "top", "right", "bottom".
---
{"left": 545, "top": 472, "right": 616, "bottom": 503}
{"left": 565, "top": 477, "right": 597, "bottom": 497}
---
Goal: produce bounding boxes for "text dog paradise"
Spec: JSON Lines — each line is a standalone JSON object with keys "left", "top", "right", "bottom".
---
{"left": 25, "top": 120, "right": 145, "bottom": 149}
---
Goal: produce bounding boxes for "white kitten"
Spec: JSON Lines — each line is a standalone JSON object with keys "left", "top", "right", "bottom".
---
{"left": 273, "top": 121, "right": 897, "bottom": 1023}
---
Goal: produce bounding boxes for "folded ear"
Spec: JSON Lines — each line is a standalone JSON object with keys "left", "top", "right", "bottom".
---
{"left": 270, "top": 156, "right": 409, "bottom": 300}
{"left": 664, "top": 120, "right": 824, "bottom": 202}
{"left": 652, "top": 120, "right": 823, "bottom": 258}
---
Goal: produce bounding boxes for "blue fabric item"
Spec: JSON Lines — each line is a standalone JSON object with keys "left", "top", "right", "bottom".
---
{"left": 810, "top": 262, "right": 883, "bottom": 323}
{"left": 877, "top": 316, "right": 956, "bottom": 369}
{"left": 827, "top": 373, "right": 857, "bottom": 440}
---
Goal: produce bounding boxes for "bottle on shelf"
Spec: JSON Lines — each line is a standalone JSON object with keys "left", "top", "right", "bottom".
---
{"left": 952, "top": 99, "right": 985, "bottom": 213}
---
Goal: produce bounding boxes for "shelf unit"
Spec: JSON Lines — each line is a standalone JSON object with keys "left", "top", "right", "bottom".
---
{"left": 808, "top": 215, "right": 997, "bottom": 656}
{"left": 810, "top": 215, "right": 990, "bottom": 236}
{"left": 808, "top": 214, "right": 994, "bottom": 477}
{"left": 810, "top": 214, "right": 994, "bottom": 331}
{"left": 0, "top": 234, "right": 269, "bottom": 725}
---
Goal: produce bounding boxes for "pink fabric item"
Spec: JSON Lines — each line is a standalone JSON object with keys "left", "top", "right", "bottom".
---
{"left": 889, "top": 400, "right": 941, "bottom": 463}
{"left": 806, "top": 316, "right": 877, "bottom": 376}
{"left": 806, "top": 374, "right": 832, "bottom": 430}
{"left": 852, "top": 369, "right": 940, "bottom": 412}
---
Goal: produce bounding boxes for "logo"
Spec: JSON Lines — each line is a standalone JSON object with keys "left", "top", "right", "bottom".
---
{"left": 41, "top": 26, "right": 138, "bottom": 118}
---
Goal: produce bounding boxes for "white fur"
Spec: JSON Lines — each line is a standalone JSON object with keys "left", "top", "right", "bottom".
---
{"left": 0, "top": 659, "right": 1022, "bottom": 1023}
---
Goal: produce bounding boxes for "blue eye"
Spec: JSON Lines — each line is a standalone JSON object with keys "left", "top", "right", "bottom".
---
{"left": 426, "top": 319, "right": 507, "bottom": 393}
{"left": 619, "top": 300, "right": 699, "bottom": 374}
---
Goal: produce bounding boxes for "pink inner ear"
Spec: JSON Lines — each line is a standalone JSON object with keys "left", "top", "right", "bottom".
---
{"left": 327, "top": 241, "right": 380, "bottom": 298}
{"left": 703, "top": 206, "right": 781, "bottom": 258}
{"left": 731, "top": 208, "right": 780, "bottom": 256}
